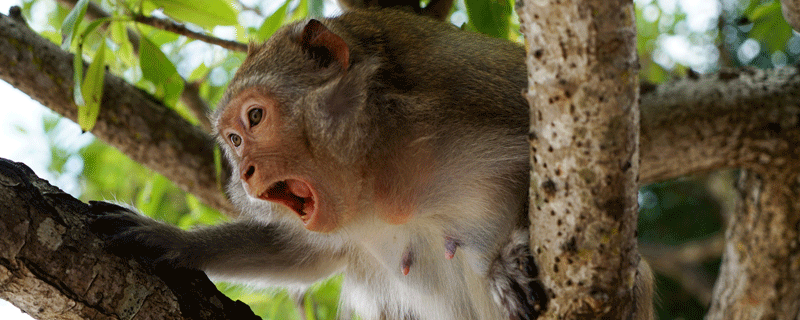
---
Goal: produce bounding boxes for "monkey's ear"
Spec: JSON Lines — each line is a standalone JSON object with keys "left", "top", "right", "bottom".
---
{"left": 300, "top": 19, "right": 350, "bottom": 71}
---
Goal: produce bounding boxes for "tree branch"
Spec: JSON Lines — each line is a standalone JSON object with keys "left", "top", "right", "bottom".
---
{"left": 0, "top": 158, "right": 258, "bottom": 319}
{"left": 131, "top": 14, "right": 247, "bottom": 52}
{"left": 520, "top": 0, "right": 641, "bottom": 318}
{"left": 706, "top": 170, "right": 800, "bottom": 319}
{"left": 639, "top": 68, "right": 800, "bottom": 184}
{"left": 0, "top": 9, "right": 235, "bottom": 216}
{"left": 640, "top": 235, "right": 725, "bottom": 306}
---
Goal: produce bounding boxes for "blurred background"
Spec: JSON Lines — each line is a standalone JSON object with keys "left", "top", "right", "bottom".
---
{"left": 0, "top": 0, "right": 793, "bottom": 318}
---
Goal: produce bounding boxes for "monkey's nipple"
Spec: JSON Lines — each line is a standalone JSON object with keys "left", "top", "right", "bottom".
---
{"left": 401, "top": 247, "right": 414, "bottom": 276}
{"left": 444, "top": 236, "right": 460, "bottom": 260}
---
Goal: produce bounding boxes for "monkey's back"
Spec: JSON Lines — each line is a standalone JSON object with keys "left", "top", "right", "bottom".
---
{"left": 326, "top": 8, "right": 529, "bottom": 133}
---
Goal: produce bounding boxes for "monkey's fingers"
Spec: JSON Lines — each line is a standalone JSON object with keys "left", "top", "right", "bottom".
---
{"left": 88, "top": 203, "right": 193, "bottom": 270}
{"left": 87, "top": 201, "right": 149, "bottom": 237}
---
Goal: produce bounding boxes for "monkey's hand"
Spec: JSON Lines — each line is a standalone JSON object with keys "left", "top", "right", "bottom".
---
{"left": 88, "top": 201, "right": 198, "bottom": 271}
{"left": 488, "top": 229, "right": 549, "bottom": 320}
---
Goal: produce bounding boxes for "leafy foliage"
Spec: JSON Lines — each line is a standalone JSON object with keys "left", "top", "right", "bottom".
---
{"left": 14, "top": 0, "right": 797, "bottom": 319}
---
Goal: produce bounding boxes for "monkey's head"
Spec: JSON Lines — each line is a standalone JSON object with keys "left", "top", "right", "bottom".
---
{"left": 213, "top": 18, "right": 383, "bottom": 233}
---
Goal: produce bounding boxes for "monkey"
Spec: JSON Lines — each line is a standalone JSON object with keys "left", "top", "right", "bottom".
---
{"left": 90, "top": 7, "right": 653, "bottom": 320}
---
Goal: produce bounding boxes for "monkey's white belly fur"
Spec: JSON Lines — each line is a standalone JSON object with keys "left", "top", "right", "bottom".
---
{"left": 340, "top": 220, "right": 507, "bottom": 320}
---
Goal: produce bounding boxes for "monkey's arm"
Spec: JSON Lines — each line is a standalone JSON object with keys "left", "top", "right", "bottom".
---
{"left": 89, "top": 201, "right": 346, "bottom": 285}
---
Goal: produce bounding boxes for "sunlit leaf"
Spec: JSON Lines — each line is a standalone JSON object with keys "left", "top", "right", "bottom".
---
{"left": 257, "top": 0, "right": 290, "bottom": 41}
{"left": 145, "top": 0, "right": 237, "bottom": 28}
{"left": 291, "top": 0, "right": 309, "bottom": 22}
{"left": 747, "top": 1, "right": 792, "bottom": 53}
{"left": 110, "top": 21, "right": 136, "bottom": 66}
{"left": 138, "top": 24, "right": 181, "bottom": 45}
{"left": 464, "top": 0, "right": 512, "bottom": 39}
{"left": 61, "top": 0, "right": 90, "bottom": 50}
{"left": 188, "top": 63, "right": 209, "bottom": 82}
{"left": 78, "top": 38, "right": 107, "bottom": 132}
{"left": 139, "top": 35, "right": 185, "bottom": 106}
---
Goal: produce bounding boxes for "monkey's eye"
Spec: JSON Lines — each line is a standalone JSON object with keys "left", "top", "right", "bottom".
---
{"left": 229, "top": 133, "right": 242, "bottom": 147}
{"left": 248, "top": 108, "right": 263, "bottom": 127}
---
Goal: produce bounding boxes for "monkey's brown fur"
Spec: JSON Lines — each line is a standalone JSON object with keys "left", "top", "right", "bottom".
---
{"left": 92, "top": 8, "right": 653, "bottom": 320}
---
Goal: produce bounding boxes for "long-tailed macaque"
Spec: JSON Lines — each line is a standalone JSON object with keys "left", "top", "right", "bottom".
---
{"left": 91, "top": 7, "right": 653, "bottom": 320}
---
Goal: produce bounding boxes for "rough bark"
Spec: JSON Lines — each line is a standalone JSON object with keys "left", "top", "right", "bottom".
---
{"left": 705, "top": 170, "right": 800, "bottom": 320}
{"left": 519, "top": 0, "right": 641, "bottom": 318}
{"left": 0, "top": 158, "right": 259, "bottom": 320}
{"left": 0, "top": 9, "right": 235, "bottom": 216}
{"left": 640, "top": 68, "right": 800, "bottom": 184}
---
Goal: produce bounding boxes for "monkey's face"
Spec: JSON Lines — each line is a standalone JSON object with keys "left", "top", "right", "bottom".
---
{"left": 216, "top": 87, "right": 363, "bottom": 233}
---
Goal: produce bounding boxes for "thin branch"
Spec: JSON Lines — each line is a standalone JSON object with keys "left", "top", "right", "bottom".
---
{"left": 132, "top": 14, "right": 247, "bottom": 52}
{"left": 640, "top": 234, "right": 725, "bottom": 266}
{"left": 238, "top": 1, "right": 265, "bottom": 16}
{"left": 640, "top": 235, "right": 725, "bottom": 306}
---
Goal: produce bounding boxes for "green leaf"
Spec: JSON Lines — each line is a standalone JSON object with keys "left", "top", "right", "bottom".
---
{"left": 257, "top": 0, "right": 290, "bottom": 41}
{"left": 145, "top": 0, "right": 237, "bottom": 28}
{"left": 291, "top": 0, "right": 309, "bottom": 22}
{"left": 747, "top": 1, "right": 792, "bottom": 52}
{"left": 138, "top": 24, "right": 181, "bottom": 45}
{"left": 61, "top": 0, "right": 90, "bottom": 50}
{"left": 78, "top": 38, "right": 107, "bottom": 132}
{"left": 464, "top": 0, "right": 512, "bottom": 39}
{"left": 750, "top": 3, "right": 775, "bottom": 21}
{"left": 110, "top": 21, "right": 137, "bottom": 66}
{"left": 188, "top": 63, "right": 209, "bottom": 81}
{"left": 139, "top": 35, "right": 185, "bottom": 106}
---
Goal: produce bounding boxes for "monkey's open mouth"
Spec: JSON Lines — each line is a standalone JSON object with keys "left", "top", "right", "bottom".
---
{"left": 262, "top": 179, "right": 317, "bottom": 223}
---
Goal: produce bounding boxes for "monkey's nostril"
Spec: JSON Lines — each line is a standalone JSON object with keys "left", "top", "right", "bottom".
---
{"left": 244, "top": 165, "right": 255, "bottom": 179}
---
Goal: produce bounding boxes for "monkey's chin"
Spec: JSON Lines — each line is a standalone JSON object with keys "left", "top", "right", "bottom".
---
{"left": 260, "top": 179, "right": 318, "bottom": 226}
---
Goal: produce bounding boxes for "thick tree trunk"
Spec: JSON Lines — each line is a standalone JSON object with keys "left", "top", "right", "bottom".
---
{"left": 705, "top": 170, "right": 800, "bottom": 320}
{"left": 519, "top": 0, "right": 641, "bottom": 318}
{"left": 0, "top": 158, "right": 258, "bottom": 320}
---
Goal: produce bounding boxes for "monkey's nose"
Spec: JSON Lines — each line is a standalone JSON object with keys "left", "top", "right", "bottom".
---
{"left": 240, "top": 160, "right": 257, "bottom": 183}
{"left": 243, "top": 165, "right": 256, "bottom": 180}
